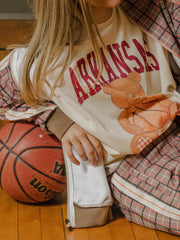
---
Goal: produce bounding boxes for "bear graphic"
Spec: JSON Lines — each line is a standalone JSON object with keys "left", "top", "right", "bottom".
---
{"left": 103, "top": 72, "right": 177, "bottom": 153}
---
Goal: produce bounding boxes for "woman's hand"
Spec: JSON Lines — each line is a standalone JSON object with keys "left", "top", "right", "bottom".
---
{"left": 61, "top": 123, "right": 103, "bottom": 166}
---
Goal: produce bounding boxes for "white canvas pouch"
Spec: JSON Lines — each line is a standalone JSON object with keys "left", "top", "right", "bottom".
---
{"left": 64, "top": 148, "right": 113, "bottom": 229}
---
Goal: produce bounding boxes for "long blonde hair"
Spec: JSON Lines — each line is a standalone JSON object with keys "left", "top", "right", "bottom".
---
{"left": 21, "top": 0, "right": 104, "bottom": 106}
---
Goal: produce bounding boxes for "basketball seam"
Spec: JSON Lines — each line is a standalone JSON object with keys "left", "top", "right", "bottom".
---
{"left": 14, "top": 146, "right": 65, "bottom": 184}
{"left": 0, "top": 122, "right": 65, "bottom": 202}
{"left": 0, "top": 123, "right": 39, "bottom": 187}
{"left": 0, "top": 122, "right": 17, "bottom": 186}
{"left": 13, "top": 147, "right": 65, "bottom": 202}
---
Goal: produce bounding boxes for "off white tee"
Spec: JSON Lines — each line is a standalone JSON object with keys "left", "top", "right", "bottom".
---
{"left": 11, "top": 7, "right": 180, "bottom": 175}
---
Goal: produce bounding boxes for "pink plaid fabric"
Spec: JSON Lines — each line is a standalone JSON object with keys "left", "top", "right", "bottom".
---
{"left": 111, "top": 121, "right": 180, "bottom": 235}
{"left": 0, "top": 63, "right": 55, "bottom": 132}
{"left": 121, "top": 0, "right": 180, "bottom": 57}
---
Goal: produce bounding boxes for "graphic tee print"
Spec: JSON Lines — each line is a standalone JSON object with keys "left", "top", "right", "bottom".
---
{"left": 103, "top": 72, "right": 177, "bottom": 153}
{"left": 11, "top": 7, "right": 180, "bottom": 174}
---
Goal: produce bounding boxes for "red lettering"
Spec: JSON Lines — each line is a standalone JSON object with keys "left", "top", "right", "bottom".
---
{"left": 121, "top": 41, "right": 144, "bottom": 73}
{"left": 108, "top": 44, "right": 130, "bottom": 77}
{"left": 87, "top": 51, "right": 106, "bottom": 87}
{"left": 146, "top": 51, "right": 159, "bottom": 70}
{"left": 133, "top": 39, "right": 153, "bottom": 72}
{"left": 143, "top": 40, "right": 159, "bottom": 70}
{"left": 77, "top": 58, "right": 97, "bottom": 96}
{"left": 100, "top": 47, "right": 119, "bottom": 82}
{"left": 69, "top": 67, "right": 89, "bottom": 105}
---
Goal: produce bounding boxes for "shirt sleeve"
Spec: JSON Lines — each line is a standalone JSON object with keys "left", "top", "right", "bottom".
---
{"left": 169, "top": 53, "right": 180, "bottom": 93}
{"left": 47, "top": 107, "right": 74, "bottom": 140}
{"left": 168, "top": 0, "right": 180, "bottom": 48}
{"left": 0, "top": 52, "right": 57, "bottom": 132}
{"left": 120, "top": 0, "right": 180, "bottom": 57}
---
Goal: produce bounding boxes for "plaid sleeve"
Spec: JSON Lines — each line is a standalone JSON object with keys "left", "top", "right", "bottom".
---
{"left": 111, "top": 121, "right": 180, "bottom": 235}
{"left": 0, "top": 57, "right": 56, "bottom": 132}
{"left": 120, "top": 0, "right": 180, "bottom": 57}
{"left": 163, "top": 0, "right": 180, "bottom": 48}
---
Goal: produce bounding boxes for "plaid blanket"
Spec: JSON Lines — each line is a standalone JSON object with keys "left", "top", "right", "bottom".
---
{"left": 111, "top": 120, "right": 180, "bottom": 235}
{"left": 0, "top": 61, "right": 55, "bottom": 132}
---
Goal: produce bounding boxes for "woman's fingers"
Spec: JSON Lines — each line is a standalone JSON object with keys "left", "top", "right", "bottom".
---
{"left": 87, "top": 134, "right": 103, "bottom": 161}
{"left": 61, "top": 123, "right": 103, "bottom": 166}
{"left": 82, "top": 134, "right": 103, "bottom": 166}
{"left": 72, "top": 139, "right": 89, "bottom": 162}
{"left": 79, "top": 136, "right": 98, "bottom": 166}
{"left": 62, "top": 139, "right": 80, "bottom": 165}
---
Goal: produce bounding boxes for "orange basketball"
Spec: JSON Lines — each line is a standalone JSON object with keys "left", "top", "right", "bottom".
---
{"left": 0, "top": 121, "right": 66, "bottom": 203}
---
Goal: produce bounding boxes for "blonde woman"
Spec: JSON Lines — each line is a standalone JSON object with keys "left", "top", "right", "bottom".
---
{"left": 0, "top": 0, "right": 180, "bottom": 235}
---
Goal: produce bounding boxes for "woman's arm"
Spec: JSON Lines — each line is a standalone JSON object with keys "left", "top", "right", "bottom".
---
{"left": 169, "top": 53, "right": 180, "bottom": 93}
{"left": 0, "top": 52, "right": 103, "bottom": 166}
{"left": 47, "top": 108, "right": 103, "bottom": 166}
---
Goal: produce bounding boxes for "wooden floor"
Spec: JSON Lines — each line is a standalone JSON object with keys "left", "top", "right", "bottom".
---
{"left": 0, "top": 20, "right": 180, "bottom": 240}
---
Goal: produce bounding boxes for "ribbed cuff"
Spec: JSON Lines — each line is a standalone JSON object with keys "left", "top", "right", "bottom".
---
{"left": 47, "top": 108, "right": 74, "bottom": 140}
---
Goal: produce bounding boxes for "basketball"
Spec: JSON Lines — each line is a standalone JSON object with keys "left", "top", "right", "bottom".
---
{"left": 0, "top": 121, "right": 66, "bottom": 203}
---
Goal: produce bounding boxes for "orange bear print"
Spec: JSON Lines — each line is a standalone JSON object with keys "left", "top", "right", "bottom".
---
{"left": 103, "top": 72, "right": 177, "bottom": 153}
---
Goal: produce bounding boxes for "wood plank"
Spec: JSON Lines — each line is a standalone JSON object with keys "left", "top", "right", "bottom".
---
{"left": 156, "top": 230, "right": 180, "bottom": 240}
{"left": 40, "top": 203, "right": 65, "bottom": 240}
{"left": 0, "top": 50, "right": 10, "bottom": 61}
{"left": 0, "top": 189, "right": 18, "bottom": 240}
{"left": 131, "top": 222, "right": 159, "bottom": 240}
{"left": 66, "top": 228, "right": 90, "bottom": 240}
{"left": 18, "top": 203, "right": 41, "bottom": 240}
{"left": 109, "top": 217, "right": 135, "bottom": 240}
{"left": 0, "top": 120, "right": 9, "bottom": 130}
{"left": 59, "top": 192, "right": 90, "bottom": 240}
{"left": 88, "top": 225, "right": 113, "bottom": 240}
{"left": 61, "top": 202, "right": 90, "bottom": 240}
{"left": 0, "top": 20, "right": 35, "bottom": 48}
